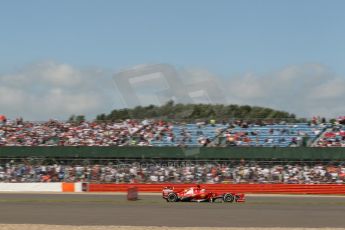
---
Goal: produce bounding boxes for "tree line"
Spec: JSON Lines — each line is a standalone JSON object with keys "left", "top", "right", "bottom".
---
{"left": 94, "top": 101, "right": 297, "bottom": 122}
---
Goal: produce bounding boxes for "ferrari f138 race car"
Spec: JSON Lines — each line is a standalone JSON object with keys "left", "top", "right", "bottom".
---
{"left": 162, "top": 185, "right": 245, "bottom": 203}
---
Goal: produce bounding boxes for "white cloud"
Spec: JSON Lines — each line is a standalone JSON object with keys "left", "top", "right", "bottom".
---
{"left": 223, "top": 63, "right": 345, "bottom": 118}
{"left": 168, "top": 63, "right": 345, "bottom": 118}
{"left": 0, "top": 61, "right": 344, "bottom": 120}
{"left": 0, "top": 61, "right": 118, "bottom": 120}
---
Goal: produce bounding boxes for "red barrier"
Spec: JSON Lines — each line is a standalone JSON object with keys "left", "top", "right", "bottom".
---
{"left": 88, "top": 183, "right": 345, "bottom": 195}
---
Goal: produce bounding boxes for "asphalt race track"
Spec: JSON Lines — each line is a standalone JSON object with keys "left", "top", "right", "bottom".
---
{"left": 0, "top": 193, "right": 345, "bottom": 228}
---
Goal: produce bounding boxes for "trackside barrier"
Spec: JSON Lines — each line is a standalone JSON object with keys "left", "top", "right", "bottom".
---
{"left": 74, "top": 182, "right": 83, "bottom": 192}
{"left": 62, "top": 183, "right": 75, "bottom": 192}
{"left": 0, "top": 183, "right": 344, "bottom": 194}
{"left": 0, "top": 183, "right": 62, "bottom": 192}
{"left": 0, "top": 183, "right": 81, "bottom": 192}
{"left": 88, "top": 184, "right": 345, "bottom": 195}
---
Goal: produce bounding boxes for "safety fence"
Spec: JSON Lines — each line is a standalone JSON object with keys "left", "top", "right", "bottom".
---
{"left": 1, "top": 146, "right": 345, "bottom": 159}
{"left": 88, "top": 183, "right": 345, "bottom": 195}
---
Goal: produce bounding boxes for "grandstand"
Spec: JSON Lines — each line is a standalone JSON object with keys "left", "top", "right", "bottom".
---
{"left": 1, "top": 113, "right": 345, "bottom": 185}
{"left": 313, "top": 124, "right": 345, "bottom": 147}
{"left": 220, "top": 122, "right": 325, "bottom": 147}
{"left": 151, "top": 123, "right": 228, "bottom": 147}
{"left": 2, "top": 113, "right": 344, "bottom": 184}
{"left": 0, "top": 118, "right": 339, "bottom": 147}
{"left": 0, "top": 103, "right": 344, "bottom": 148}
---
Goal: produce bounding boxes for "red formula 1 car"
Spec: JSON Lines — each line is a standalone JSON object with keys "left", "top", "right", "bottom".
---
{"left": 162, "top": 185, "right": 245, "bottom": 203}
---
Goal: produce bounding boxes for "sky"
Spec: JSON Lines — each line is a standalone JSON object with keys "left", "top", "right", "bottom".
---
{"left": 0, "top": 0, "right": 345, "bottom": 120}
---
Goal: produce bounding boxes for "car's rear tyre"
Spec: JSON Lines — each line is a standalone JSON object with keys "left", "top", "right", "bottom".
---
{"left": 167, "top": 193, "right": 178, "bottom": 202}
{"left": 223, "top": 193, "right": 235, "bottom": 203}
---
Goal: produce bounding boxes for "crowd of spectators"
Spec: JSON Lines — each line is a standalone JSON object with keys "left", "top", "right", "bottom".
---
{"left": 171, "top": 121, "right": 220, "bottom": 147}
{"left": 220, "top": 121, "right": 323, "bottom": 147}
{"left": 0, "top": 118, "right": 243, "bottom": 147}
{"left": 0, "top": 119, "right": 174, "bottom": 146}
{"left": 1, "top": 117, "right": 345, "bottom": 147}
{"left": 314, "top": 125, "right": 345, "bottom": 147}
{"left": 1, "top": 160, "right": 344, "bottom": 184}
